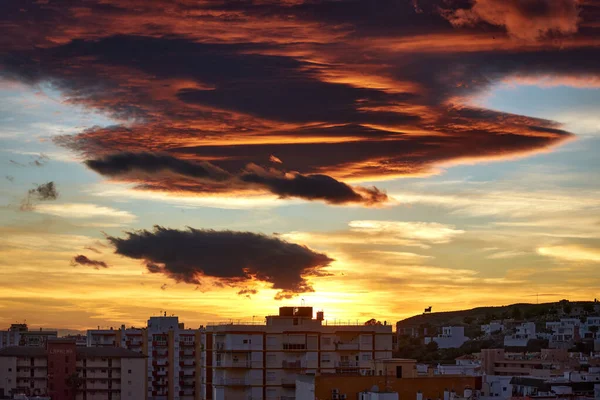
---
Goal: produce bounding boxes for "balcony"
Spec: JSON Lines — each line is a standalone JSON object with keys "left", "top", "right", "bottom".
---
{"left": 335, "top": 342, "right": 359, "bottom": 351}
{"left": 282, "top": 360, "right": 305, "bottom": 369}
{"left": 180, "top": 360, "right": 196, "bottom": 367}
{"left": 336, "top": 361, "right": 359, "bottom": 368}
{"left": 180, "top": 340, "right": 195, "bottom": 347}
{"left": 216, "top": 359, "right": 252, "bottom": 368}
{"left": 213, "top": 378, "right": 251, "bottom": 386}
{"left": 153, "top": 340, "right": 168, "bottom": 347}
{"left": 215, "top": 342, "right": 252, "bottom": 352}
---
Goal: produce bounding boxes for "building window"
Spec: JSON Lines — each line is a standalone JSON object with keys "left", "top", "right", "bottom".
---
{"left": 323, "top": 337, "right": 331, "bottom": 345}
{"left": 128, "top": 369, "right": 132, "bottom": 373}
{"left": 8, "top": 368, "right": 11, "bottom": 372}
{"left": 266, "top": 371, "right": 276, "bottom": 382}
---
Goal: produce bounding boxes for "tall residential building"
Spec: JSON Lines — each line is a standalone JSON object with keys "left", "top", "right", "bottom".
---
{"left": 202, "top": 306, "right": 393, "bottom": 400}
{"left": 87, "top": 315, "right": 203, "bottom": 400}
{"left": 0, "top": 338, "right": 145, "bottom": 399}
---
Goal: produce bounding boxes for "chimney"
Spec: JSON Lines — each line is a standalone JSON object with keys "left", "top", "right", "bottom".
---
{"left": 417, "top": 391, "right": 423, "bottom": 400}
{"left": 443, "top": 389, "right": 450, "bottom": 400}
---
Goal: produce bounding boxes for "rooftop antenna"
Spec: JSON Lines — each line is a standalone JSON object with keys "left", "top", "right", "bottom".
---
{"left": 301, "top": 298, "right": 305, "bottom": 306}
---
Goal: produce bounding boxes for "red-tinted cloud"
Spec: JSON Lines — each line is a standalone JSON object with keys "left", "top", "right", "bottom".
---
{"left": 442, "top": 0, "right": 581, "bottom": 40}
{"left": 1, "top": 0, "right": 596, "bottom": 202}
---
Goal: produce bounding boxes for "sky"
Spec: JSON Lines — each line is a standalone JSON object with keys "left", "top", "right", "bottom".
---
{"left": 0, "top": 0, "right": 599, "bottom": 331}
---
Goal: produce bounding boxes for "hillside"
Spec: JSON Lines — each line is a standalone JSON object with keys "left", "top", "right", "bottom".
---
{"left": 396, "top": 300, "right": 597, "bottom": 331}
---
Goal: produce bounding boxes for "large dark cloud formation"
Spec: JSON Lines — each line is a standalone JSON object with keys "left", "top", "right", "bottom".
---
{"left": 86, "top": 152, "right": 387, "bottom": 205}
{"left": 1, "top": 0, "right": 597, "bottom": 202}
{"left": 107, "top": 226, "right": 333, "bottom": 299}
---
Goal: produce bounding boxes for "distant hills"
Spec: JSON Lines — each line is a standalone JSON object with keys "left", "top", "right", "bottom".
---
{"left": 396, "top": 300, "right": 598, "bottom": 331}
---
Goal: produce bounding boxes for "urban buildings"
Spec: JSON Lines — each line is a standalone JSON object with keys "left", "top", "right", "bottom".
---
{"left": 425, "top": 327, "right": 469, "bottom": 349}
{"left": 203, "top": 306, "right": 393, "bottom": 400}
{"left": 295, "top": 373, "right": 480, "bottom": 400}
{"left": 0, "top": 324, "right": 57, "bottom": 350}
{"left": 0, "top": 338, "right": 145, "bottom": 399}
{"left": 86, "top": 315, "right": 203, "bottom": 400}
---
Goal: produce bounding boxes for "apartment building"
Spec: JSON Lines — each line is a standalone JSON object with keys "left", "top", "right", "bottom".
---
{"left": 480, "top": 349, "right": 570, "bottom": 377}
{"left": 87, "top": 315, "right": 203, "bottom": 400}
{"left": 0, "top": 338, "right": 145, "bottom": 399}
{"left": 86, "top": 325, "right": 145, "bottom": 353}
{"left": 202, "top": 306, "right": 393, "bottom": 400}
{"left": 0, "top": 324, "right": 57, "bottom": 350}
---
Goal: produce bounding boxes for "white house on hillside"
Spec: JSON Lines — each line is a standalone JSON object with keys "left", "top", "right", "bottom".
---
{"left": 425, "top": 327, "right": 469, "bottom": 349}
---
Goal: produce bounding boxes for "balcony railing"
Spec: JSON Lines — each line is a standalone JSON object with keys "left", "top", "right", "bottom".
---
{"left": 215, "top": 342, "right": 252, "bottom": 352}
{"left": 282, "top": 360, "right": 305, "bottom": 369}
{"left": 213, "top": 378, "right": 250, "bottom": 386}
{"left": 282, "top": 343, "right": 306, "bottom": 351}
{"left": 336, "top": 361, "right": 359, "bottom": 367}
{"left": 335, "top": 342, "right": 359, "bottom": 351}
{"left": 216, "top": 359, "right": 252, "bottom": 368}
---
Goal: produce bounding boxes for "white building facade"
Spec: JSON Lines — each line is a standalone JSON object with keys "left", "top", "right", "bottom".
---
{"left": 425, "top": 327, "right": 469, "bottom": 349}
{"left": 203, "top": 307, "right": 393, "bottom": 400}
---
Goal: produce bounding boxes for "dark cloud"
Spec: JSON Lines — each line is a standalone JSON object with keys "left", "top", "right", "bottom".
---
{"left": 85, "top": 152, "right": 230, "bottom": 181}
{"left": 0, "top": 0, "right": 596, "bottom": 201}
{"left": 72, "top": 255, "right": 108, "bottom": 269}
{"left": 85, "top": 152, "right": 387, "bottom": 205}
{"left": 237, "top": 288, "right": 258, "bottom": 299}
{"left": 107, "top": 226, "right": 333, "bottom": 299}
{"left": 20, "top": 182, "right": 59, "bottom": 211}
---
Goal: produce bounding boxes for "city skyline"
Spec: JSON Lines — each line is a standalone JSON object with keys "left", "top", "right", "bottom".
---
{"left": 1, "top": 0, "right": 600, "bottom": 330}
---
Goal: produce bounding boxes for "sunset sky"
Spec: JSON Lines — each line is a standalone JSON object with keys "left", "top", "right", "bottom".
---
{"left": 1, "top": 0, "right": 599, "bottom": 331}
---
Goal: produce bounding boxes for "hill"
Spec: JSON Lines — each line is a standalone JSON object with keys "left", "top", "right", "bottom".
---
{"left": 396, "top": 300, "right": 597, "bottom": 335}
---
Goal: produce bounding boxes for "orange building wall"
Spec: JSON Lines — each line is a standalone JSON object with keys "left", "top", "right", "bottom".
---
{"left": 315, "top": 375, "right": 481, "bottom": 400}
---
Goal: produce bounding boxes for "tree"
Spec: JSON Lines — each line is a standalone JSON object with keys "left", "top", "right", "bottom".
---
{"left": 583, "top": 303, "right": 595, "bottom": 313}
{"left": 426, "top": 340, "right": 439, "bottom": 352}
{"left": 65, "top": 372, "right": 84, "bottom": 400}
{"left": 364, "top": 318, "right": 382, "bottom": 326}
{"left": 463, "top": 316, "right": 474, "bottom": 325}
{"left": 512, "top": 307, "right": 522, "bottom": 320}
{"left": 563, "top": 303, "right": 572, "bottom": 315}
